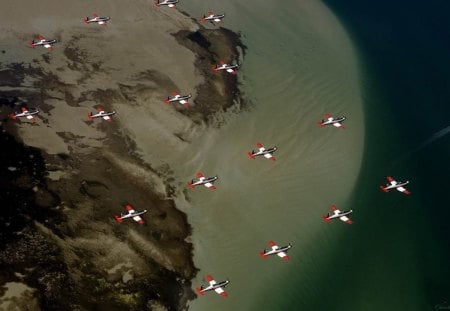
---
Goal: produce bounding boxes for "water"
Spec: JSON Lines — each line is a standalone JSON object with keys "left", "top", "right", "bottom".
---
{"left": 169, "top": 0, "right": 366, "bottom": 310}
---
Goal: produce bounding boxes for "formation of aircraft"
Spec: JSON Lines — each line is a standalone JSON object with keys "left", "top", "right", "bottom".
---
{"left": 10, "top": 107, "right": 39, "bottom": 122}
{"left": 164, "top": 91, "right": 192, "bottom": 106}
{"left": 322, "top": 204, "right": 353, "bottom": 224}
{"left": 200, "top": 12, "right": 225, "bottom": 24}
{"left": 28, "top": 35, "right": 57, "bottom": 50}
{"left": 379, "top": 176, "right": 411, "bottom": 195}
{"left": 196, "top": 275, "right": 229, "bottom": 298}
{"left": 13, "top": 6, "right": 416, "bottom": 303}
{"left": 88, "top": 106, "right": 116, "bottom": 122}
{"left": 155, "top": 0, "right": 179, "bottom": 8}
{"left": 212, "top": 61, "right": 238, "bottom": 75}
{"left": 247, "top": 142, "right": 277, "bottom": 161}
{"left": 259, "top": 240, "right": 292, "bottom": 261}
{"left": 187, "top": 172, "right": 218, "bottom": 190}
{"left": 114, "top": 203, "right": 147, "bottom": 224}
{"left": 318, "top": 113, "right": 346, "bottom": 128}
{"left": 84, "top": 13, "right": 110, "bottom": 25}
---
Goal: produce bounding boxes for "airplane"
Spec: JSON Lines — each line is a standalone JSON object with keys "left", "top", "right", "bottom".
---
{"left": 87, "top": 106, "right": 116, "bottom": 122}
{"left": 248, "top": 142, "right": 277, "bottom": 161}
{"left": 322, "top": 204, "right": 353, "bottom": 224}
{"left": 211, "top": 61, "right": 238, "bottom": 75}
{"left": 28, "top": 35, "right": 57, "bottom": 50}
{"left": 84, "top": 13, "right": 110, "bottom": 25}
{"left": 154, "top": 0, "right": 179, "bottom": 8}
{"left": 259, "top": 240, "right": 292, "bottom": 261}
{"left": 10, "top": 107, "right": 39, "bottom": 122}
{"left": 317, "top": 113, "right": 346, "bottom": 128}
{"left": 379, "top": 176, "right": 411, "bottom": 195}
{"left": 187, "top": 172, "right": 218, "bottom": 190}
{"left": 200, "top": 12, "right": 225, "bottom": 24}
{"left": 196, "top": 275, "right": 229, "bottom": 298}
{"left": 114, "top": 203, "right": 147, "bottom": 224}
{"left": 164, "top": 91, "right": 192, "bottom": 106}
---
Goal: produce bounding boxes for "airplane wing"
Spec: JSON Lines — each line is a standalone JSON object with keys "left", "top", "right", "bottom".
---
{"left": 339, "top": 215, "right": 353, "bottom": 224}
{"left": 333, "top": 122, "right": 343, "bottom": 128}
{"left": 276, "top": 252, "right": 289, "bottom": 260}
{"left": 26, "top": 115, "right": 34, "bottom": 120}
{"left": 179, "top": 99, "right": 188, "bottom": 105}
{"left": 102, "top": 115, "right": 111, "bottom": 121}
{"left": 93, "top": 13, "right": 98, "bottom": 17}
{"left": 132, "top": 216, "right": 144, "bottom": 224}
{"left": 324, "top": 113, "right": 332, "bottom": 119}
{"left": 38, "top": 35, "right": 45, "bottom": 40}
{"left": 125, "top": 204, "right": 135, "bottom": 213}
{"left": 226, "top": 68, "right": 235, "bottom": 73}
{"left": 214, "top": 287, "right": 227, "bottom": 297}
{"left": 196, "top": 172, "right": 204, "bottom": 179}
{"left": 98, "top": 21, "right": 105, "bottom": 25}
{"left": 204, "top": 182, "right": 216, "bottom": 190}
{"left": 264, "top": 153, "right": 274, "bottom": 159}
{"left": 388, "top": 178, "right": 398, "bottom": 187}
{"left": 396, "top": 187, "right": 411, "bottom": 195}
{"left": 206, "top": 275, "right": 216, "bottom": 285}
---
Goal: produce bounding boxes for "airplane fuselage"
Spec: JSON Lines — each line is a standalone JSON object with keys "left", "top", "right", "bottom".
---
{"left": 384, "top": 180, "right": 409, "bottom": 190}
{"left": 191, "top": 176, "right": 218, "bottom": 186}
{"left": 321, "top": 116, "right": 346, "bottom": 126}
{"left": 263, "top": 244, "right": 292, "bottom": 256}
{"left": 86, "top": 17, "right": 110, "bottom": 23}
{"left": 200, "top": 280, "right": 229, "bottom": 292}
{"left": 32, "top": 39, "right": 57, "bottom": 47}
{"left": 168, "top": 94, "right": 191, "bottom": 102}
{"left": 90, "top": 111, "right": 116, "bottom": 119}
{"left": 157, "top": 0, "right": 179, "bottom": 6}
{"left": 120, "top": 210, "right": 147, "bottom": 220}
{"left": 14, "top": 109, "right": 39, "bottom": 118}
{"left": 205, "top": 14, "right": 225, "bottom": 21}
{"left": 327, "top": 209, "right": 353, "bottom": 220}
{"left": 217, "top": 64, "right": 238, "bottom": 70}
{"left": 252, "top": 147, "right": 277, "bottom": 156}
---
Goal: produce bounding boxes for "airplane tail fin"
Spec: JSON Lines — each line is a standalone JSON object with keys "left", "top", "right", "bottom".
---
{"left": 84, "top": 17, "right": 89, "bottom": 24}
{"left": 195, "top": 288, "right": 205, "bottom": 296}
{"left": 87, "top": 112, "right": 93, "bottom": 120}
{"left": 9, "top": 114, "right": 17, "bottom": 120}
{"left": 317, "top": 120, "right": 325, "bottom": 127}
{"left": 247, "top": 152, "right": 256, "bottom": 159}
{"left": 379, "top": 186, "right": 389, "bottom": 193}
{"left": 187, "top": 181, "right": 195, "bottom": 189}
{"left": 155, "top": 0, "right": 160, "bottom": 7}
{"left": 259, "top": 251, "right": 268, "bottom": 259}
{"left": 28, "top": 40, "right": 35, "bottom": 48}
{"left": 114, "top": 215, "right": 123, "bottom": 223}
{"left": 322, "top": 215, "right": 331, "bottom": 223}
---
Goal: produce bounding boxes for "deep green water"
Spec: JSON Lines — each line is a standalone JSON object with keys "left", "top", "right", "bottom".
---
{"left": 282, "top": 0, "right": 450, "bottom": 310}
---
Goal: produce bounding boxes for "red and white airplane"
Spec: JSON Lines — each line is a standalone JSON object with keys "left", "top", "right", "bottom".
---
{"left": 200, "top": 12, "right": 225, "bottom": 24}
{"left": 187, "top": 172, "right": 218, "bottom": 190}
{"left": 88, "top": 106, "right": 116, "bottom": 122}
{"left": 259, "top": 240, "right": 292, "bottom": 261}
{"left": 212, "top": 61, "right": 238, "bottom": 75}
{"left": 196, "top": 275, "right": 229, "bottom": 298}
{"left": 322, "top": 204, "right": 353, "bottom": 224}
{"left": 84, "top": 13, "right": 110, "bottom": 25}
{"left": 248, "top": 142, "right": 277, "bottom": 161}
{"left": 380, "top": 176, "right": 411, "bottom": 195}
{"left": 164, "top": 91, "right": 192, "bottom": 106}
{"left": 28, "top": 35, "right": 57, "bottom": 51}
{"left": 317, "top": 113, "right": 346, "bottom": 128}
{"left": 114, "top": 203, "right": 147, "bottom": 224}
{"left": 155, "top": 0, "right": 179, "bottom": 8}
{"left": 10, "top": 107, "right": 39, "bottom": 122}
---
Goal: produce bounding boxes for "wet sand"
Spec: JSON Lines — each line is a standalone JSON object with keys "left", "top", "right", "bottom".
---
{"left": 0, "top": 0, "right": 244, "bottom": 309}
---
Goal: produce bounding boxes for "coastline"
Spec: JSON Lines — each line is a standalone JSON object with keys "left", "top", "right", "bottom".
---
{"left": 0, "top": 2, "right": 245, "bottom": 309}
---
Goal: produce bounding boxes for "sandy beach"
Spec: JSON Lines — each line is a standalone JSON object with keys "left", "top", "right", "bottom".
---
{"left": 0, "top": 0, "right": 244, "bottom": 309}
